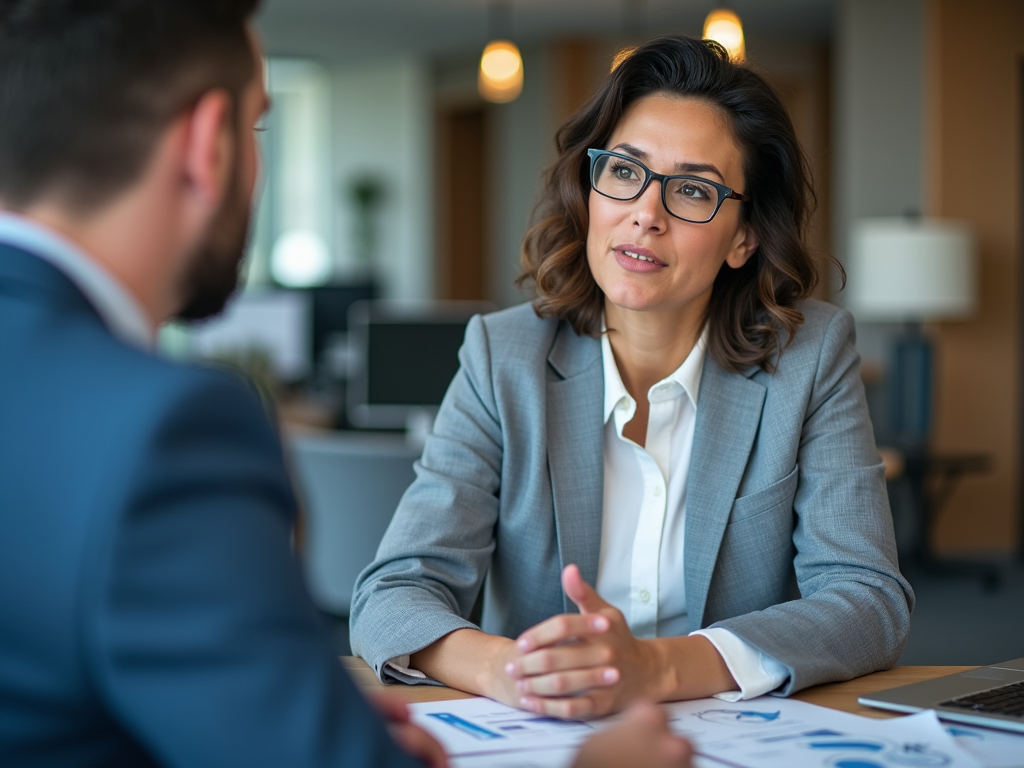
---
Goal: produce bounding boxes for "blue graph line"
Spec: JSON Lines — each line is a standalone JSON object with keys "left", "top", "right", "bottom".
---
{"left": 426, "top": 712, "right": 504, "bottom": 740}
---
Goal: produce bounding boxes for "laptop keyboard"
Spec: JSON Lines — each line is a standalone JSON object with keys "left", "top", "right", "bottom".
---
{"left": 941, "top": 681, "right": 1024, "bottom": 718}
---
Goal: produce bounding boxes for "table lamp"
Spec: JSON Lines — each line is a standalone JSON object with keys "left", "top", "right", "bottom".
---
{"left": 847, "top": 216, "right": 976, "bottom": 449}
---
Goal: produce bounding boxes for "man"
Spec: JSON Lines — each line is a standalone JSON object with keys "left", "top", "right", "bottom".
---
{"left": 0, "top": 2, "right": 693, "bottom": 766}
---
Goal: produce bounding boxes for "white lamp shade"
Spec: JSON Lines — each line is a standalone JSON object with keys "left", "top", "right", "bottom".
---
{"left": 847, "top": 217, "right": 976, "bottom": 321}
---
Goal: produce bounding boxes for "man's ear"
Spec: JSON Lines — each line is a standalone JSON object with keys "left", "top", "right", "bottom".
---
{"left": 181, "top": 89, "right": 235, "bottom": 211}
{"left": 725, "top": 222, "right": 759, "bottom": 269}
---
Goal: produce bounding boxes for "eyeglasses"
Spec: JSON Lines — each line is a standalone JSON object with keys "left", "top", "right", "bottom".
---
{"left": 587, "top": 148, "right": 750, "bottom": 224}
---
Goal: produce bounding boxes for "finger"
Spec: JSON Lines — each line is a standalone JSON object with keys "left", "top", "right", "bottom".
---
{"left": 509, "top": 643, "right": 614, "bottom": 678}
{"left": 623, "top": 703, "right": 692, "bottom": 765}
{"left": 622, "top": 700, "right": 667, "bottom": 728}
{"left": 370, "top": 692, "right": 410, "bottom": 723}
{"left": 389, "top": 723, "right": 450, "bottom": 768}
{"left": 519, "top": 690, "right": 615, "bottom": 721}
{"left": 516, "top": 612, "right": 610, "bottom": 653}
{"left": 561, "top": 564, "right": 610, "bottom": 615}
{"left": 516, "top": 666, "right": 619, "bottom": 697}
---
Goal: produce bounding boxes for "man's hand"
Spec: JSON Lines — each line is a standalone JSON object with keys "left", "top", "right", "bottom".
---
{"left": 370, "top": 693, "right": 449, "bottom": 768}
{"left": 504, "top": 564, "right": 665, "bottom": 718}
{"left": 572, "top": 703, "right": 693, "bottom": 768}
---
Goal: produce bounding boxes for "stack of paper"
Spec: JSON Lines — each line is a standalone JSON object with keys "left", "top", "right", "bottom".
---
{"left": 407, "top": 695, "right": 1024, "bottom": 768}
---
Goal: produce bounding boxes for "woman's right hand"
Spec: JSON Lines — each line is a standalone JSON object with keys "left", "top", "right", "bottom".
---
{"left": 572, "top": 703, "right": 693, "bottom": 768}
{"left": 409, "top": 628, "right": 525, "bottom": 706}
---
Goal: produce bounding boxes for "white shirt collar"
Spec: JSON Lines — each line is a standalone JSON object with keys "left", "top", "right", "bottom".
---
{"left": 601, "top": 320, "right": 707, "bottom": 424}
{"left": 0, "top": 212, "right": 154, "bottom": 349}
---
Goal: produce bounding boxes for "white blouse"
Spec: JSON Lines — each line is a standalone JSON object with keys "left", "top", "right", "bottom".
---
{"left": 597, "top": 329, "right": 787, "bottom": 700}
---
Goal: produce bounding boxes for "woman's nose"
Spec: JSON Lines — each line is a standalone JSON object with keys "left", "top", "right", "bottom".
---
{"left": 632, "top": 179, "right": 667, "bottom": 232}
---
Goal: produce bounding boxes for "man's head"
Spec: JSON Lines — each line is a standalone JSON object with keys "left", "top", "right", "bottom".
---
{"left": 0, "top": 1, "right": 267, "bottom": 324}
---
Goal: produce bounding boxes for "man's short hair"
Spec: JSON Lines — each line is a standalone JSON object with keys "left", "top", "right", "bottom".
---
{"left": 0, "top": 0, "right": 260, "bottom": 212}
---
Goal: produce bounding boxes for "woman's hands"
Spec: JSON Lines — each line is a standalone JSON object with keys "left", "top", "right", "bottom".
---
{"left": 503, "top": 564, "right": 666, "bottom": 718}
{"left": 501, "top": 564, "right": 738, "bottom": 718}
{"left": 412, "top": 564, "right": 737, "bottom": 718}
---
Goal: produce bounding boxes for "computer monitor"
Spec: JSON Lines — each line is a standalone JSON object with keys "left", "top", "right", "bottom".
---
{"left": 346, "top": 300, "right": 494, "bottom": 430}
{"left": 188, "top": 289, "right": 312, "bottom": 382}
{"left": 308, "top": 283, "right": 376, "bottom": 365}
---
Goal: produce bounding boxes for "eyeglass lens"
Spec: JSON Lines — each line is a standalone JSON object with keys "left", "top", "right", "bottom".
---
{"left": 591, "top": 152, "right": 721, "bottom": 223}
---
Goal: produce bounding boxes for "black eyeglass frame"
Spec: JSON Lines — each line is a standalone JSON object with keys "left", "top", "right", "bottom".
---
{"left": 586, "top": 148, "right": 751, "bottom": 224}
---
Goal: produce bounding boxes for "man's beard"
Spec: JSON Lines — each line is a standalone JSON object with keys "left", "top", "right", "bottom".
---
{"left": 175, "top": 157, "right": 252, "bottom": 323}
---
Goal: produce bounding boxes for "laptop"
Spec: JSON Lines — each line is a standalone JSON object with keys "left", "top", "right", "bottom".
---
{"left": 859, "top": 657, "right": 1024, "bottom": 733}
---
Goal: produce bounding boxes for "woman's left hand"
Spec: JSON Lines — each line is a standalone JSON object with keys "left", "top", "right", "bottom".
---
{"left": 504, "top": 564, "right": 667, "bottom": 719}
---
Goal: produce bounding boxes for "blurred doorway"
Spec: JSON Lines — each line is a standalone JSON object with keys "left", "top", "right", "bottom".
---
{"left": 437, "top": 106, "right": 489, "bottom": 301}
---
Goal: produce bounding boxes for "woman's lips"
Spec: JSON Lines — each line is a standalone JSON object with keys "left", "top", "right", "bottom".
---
{"left": 613, "top": 246, "right": 666, "bottom": 273}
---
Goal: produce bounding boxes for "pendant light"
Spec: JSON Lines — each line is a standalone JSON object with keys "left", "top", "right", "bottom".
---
{"left": 703, "top": 8, "right": 745, "bottom": 62}
{"left": 478, "top": 3, "right": 523, "bottom": 103}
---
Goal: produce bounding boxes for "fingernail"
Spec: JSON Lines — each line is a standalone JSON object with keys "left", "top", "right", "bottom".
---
{"left": 505, "top": 662, "right": 516, "bottom": 676}
{"left": 517, "top": 638, "right": 531, "bottom": 652}
{"left": 520, "top": 697, "right": 534, "bottom": 710}
{"left": 591, "top": 616, "right": 610, "bottom": 631}
{"left": 603, "top": 668, "right": 619, "bottom": 683}
{"left": 516, "top": 680, "right": 527, "bottom": 692}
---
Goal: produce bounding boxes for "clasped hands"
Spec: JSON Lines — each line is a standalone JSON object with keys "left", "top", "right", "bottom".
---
{"left": 496, "top": 564, "right": 667, "bottom": 720}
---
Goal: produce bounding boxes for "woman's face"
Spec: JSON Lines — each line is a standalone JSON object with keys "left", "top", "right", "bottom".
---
{"left": 586, "top": 94, "right": 758, "bottom": 323}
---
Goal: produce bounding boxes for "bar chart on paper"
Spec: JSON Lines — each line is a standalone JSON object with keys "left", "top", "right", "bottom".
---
{"left": 408, "top": 695, "right": 1019, "bottom": 768}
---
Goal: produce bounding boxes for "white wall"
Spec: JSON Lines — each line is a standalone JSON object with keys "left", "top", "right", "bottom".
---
{"left": 833, "top": 0, "right": 926, "bottom": 362}
{"left": 259, "top": 8, "right": 435, "bottom": 302}
{"left": 331, "top": 60, "right": 434, "bottom": 301}
{"left": 487, "top": 45, "right": 558, "bottom": 308}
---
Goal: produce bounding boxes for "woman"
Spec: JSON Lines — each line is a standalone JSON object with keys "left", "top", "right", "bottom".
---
{"left": 350, "top": 35, "right": 913, "bottom": 719}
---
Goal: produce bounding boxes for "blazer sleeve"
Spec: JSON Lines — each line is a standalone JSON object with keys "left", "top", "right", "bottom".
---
{"left": 350, "top": 314, "right": 504, "bottom": 682}
{"left": 79, "top": 369, "right": 422, "bottom": 768}
{"left": 708, "top": 307, "right": 915, "bottom": 694}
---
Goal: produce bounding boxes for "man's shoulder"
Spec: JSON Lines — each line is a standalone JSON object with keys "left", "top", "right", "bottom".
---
{"left": 5, "top": 295, "right": 269, "bottom": 464}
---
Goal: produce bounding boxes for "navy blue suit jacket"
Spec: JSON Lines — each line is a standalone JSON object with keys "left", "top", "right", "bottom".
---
{"left": 0, "top": 244, "right": 421, "bottom": 768}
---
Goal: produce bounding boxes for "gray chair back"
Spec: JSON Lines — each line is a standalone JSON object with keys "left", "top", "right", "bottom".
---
{"left": 287, "top": 432, "right": 419, "bottom": 615}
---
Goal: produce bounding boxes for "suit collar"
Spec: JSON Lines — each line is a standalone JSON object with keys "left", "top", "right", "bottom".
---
{"left": 683, "top": 355, "right": 766, "bottom": 629}
{"left": 545, "top": 321, "right": 604, "bottom": 610}
{"left": 0, "top": 214, "right": 153, "bottom": 349}
{"left": 0, "top": 242, "right": 95, "bottom": 313}
{"left": 547, "top": 318, "right": 601, "bottom": 380}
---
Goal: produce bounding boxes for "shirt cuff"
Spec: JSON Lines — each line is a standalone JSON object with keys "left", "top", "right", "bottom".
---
{"left": 384, "top": 655, "right": 428, "bottom": 680}
{"left": 690, "top": 627, "right": 788, "bottom": 700}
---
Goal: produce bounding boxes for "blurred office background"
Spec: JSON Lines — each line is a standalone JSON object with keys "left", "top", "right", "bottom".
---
{"left": 167, "top": 0, "right": 1024, "bottom": 663}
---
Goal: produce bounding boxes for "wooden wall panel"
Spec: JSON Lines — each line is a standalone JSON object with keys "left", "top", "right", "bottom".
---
{"left": 928, "top": 0, "right": 1024, "bottom": 554}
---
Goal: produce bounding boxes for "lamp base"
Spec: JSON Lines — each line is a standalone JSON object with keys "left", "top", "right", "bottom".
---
{"left": 887, "top": 324, "right": 932, "bottom": 449}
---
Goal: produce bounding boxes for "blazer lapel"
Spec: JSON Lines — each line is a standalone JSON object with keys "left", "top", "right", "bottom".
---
{"left": 546, "top": 322, "right": 604, "bottom": 612}
{"left": 685, "top": 359, "right": 765, "bottom": 630}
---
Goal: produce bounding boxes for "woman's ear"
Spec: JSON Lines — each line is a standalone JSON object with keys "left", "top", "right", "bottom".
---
{"left": 726, "top": 222, "right": 759, "bottom": 269}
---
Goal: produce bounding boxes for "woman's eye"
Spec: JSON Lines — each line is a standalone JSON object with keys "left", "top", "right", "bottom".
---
{"left": 675, "top": 181, "right": 711, "bottom": 200}
{"left": 611, "top": 163, "right": 638, "bottom": 180}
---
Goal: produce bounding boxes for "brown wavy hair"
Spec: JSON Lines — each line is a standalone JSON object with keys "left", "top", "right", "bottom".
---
{"left": 518, "top": 35, "right": 839, "bottom": 373}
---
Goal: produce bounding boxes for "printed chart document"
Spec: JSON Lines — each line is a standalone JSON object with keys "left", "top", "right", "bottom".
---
{"left": 944, "top": 721, "right": 1024, "bottom": 768}
{"left": 408, "top": 695, "right": 1009, "bottom": 768}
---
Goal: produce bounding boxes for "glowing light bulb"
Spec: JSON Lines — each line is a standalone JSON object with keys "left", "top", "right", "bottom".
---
{"left": 478, "top": 40, "right": 523, "bottom": 103}
{"left": 703, "top": 9, "right": 746, "bottom": 62}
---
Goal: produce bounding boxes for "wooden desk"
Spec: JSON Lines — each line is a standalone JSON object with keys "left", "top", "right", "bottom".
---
{"left": 341, "top": 657, "right": 975, "bottom": 717}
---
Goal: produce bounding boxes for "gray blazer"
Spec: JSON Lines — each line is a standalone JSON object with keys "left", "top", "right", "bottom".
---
{"left": 350, "top": 299, "right": 914, "bottom": 695}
